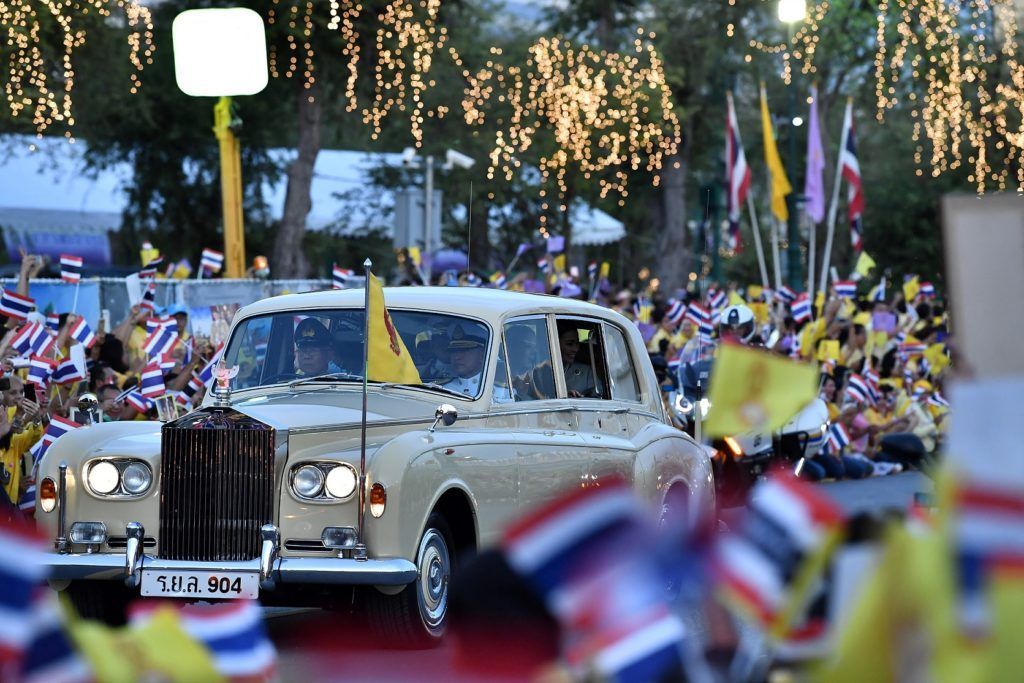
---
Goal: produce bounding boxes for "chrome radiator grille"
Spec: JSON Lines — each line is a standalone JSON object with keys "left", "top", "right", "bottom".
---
{"left": 159, "top": 411, "right": 275, "bottom": 561}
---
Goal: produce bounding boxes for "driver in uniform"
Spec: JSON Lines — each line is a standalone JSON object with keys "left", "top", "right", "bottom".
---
{"left": 441, "top": 326, "right": 509, "bottom": 401}
{"left": 295, "top": 318, "right": 343, "bottom": 376}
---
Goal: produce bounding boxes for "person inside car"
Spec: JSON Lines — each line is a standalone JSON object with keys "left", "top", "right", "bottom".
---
{"left": 294, "top": 318, "right": 341, "bottom": 377}
{"left": 442, "top": 327, "right": 492, "bottom": 397}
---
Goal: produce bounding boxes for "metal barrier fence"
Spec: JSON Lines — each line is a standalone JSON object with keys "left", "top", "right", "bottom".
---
{"left": 2, "top": 278, "right": 333, "bottom": 329}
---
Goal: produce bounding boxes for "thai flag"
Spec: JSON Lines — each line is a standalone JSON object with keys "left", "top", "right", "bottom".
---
{"left": 490, "top": 272, "right": 508, "bottom": 289}
{"left": 845, "top": 373, "right": 873, "bottom": 405}
{"left": 920, "top": 281, "right": 936, "bottom": 298}
{"left": 664, "top": 300, "right": 685, "bottom": 326}
{"left": 825, "top": 422, "right": 851, "bottom": 454}
{"left": 928, "top": 392, "right": 950, "bottom": 409}
{"left": 712, "top": 474, "right": 844, "bottom": 631}
{"left": 45, "top": 313, "right": 59, "bottom": 334}
{"left": 870, "top": 277, "right": 886, "bottom": 303}
{"left": 834, "top": 280, "right": 857, "bottom": 299}
{"left": 27, "top": 356, "right": 55, "bottom": 386}
{"left": 573, "top": 605, "right": 688, "bottom": 682}
{"left": 707, "top": 289, "right": 728, "bottom": 312}
{"left": 201, "top": 248, "right": 225, "bottom": 275}
{"left": 139, "top": 280, "right": 157, "bottom": 312}
{"left": 0, "top": 290, "right": 34, "bottom": 320}
{"left": 59, "top": 254, "right": 83, "bottom": 284}
{"left": 146, "top": 316, "right": 177, "bottom": 335}
{"left": 20, "top": 591, "right": 92, "bottom": 683}
{"left": 900, "top": 342, "right": 927, "bottom": 358}
{"left": 129, "top": 601, "right": 277, "bottom": 681}
{"left": 143, "top": 325, "right": 179, "bottom": 359}
{"left": 11, "top": 323, "right": 54, "bottom": 358}
{"left": 332, "top": 265, "right": 353, "bottom": 289}
{"left": 791, "top": 294, "right": 812, "bottom": 324}
{"left": 775, "top": 286, "right": 797, "bottom": 304}
{"left": 537, "top": 257, "right": 550, "bottom": 273}
{"left": 0, "top": 518, "right": 49, "bottom": 664}
{"left": 684, "top": 303, "right": 706, "bottom": 326}
{"left": 126, "top": 391, "right": 154, "bottom": 414}
{"left": 839, "top": 100, "right": 864, "bottom": 252}
{"left": 42, "top": 416, "right": 81, "bottom": 452}
{"left": 70, "top": 318, "right": 96, "bottom": 349}
{"left": 52, "top": 359, "right": 86, "bottom": 385}
{"left": 140, "top": 362, "right": 165, "bottom": 398}
{"left": 725, "top": 92, "right": 752, "bottom": 252}
{"left": 139, "top": 255, "right": 163, "bottom": 280}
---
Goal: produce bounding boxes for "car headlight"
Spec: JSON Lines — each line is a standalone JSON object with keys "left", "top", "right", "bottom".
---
{"left": 325, "top": 464, "right": 357, "bottom": 499}
{"left": 122, "top": 462, "right": 153, "bottom": 495}
{"left": 88, "top": 461, "right": 120, "bottom": 495}
{"left": 293, "top": 464, "right": 324, "bottom": 498}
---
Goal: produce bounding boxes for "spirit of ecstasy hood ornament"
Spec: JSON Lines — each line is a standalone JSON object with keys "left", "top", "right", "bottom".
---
{"left": 213, "top": 360, "right": 240, "bottom": 406}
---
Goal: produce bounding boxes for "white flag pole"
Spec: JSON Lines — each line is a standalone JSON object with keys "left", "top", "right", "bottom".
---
{"left": 770, "top": 217, "right": 783, "bottom": 291}
{"left": 745, "top": 195, "right": 770, "bottom": 290}
{"left": 355, "top": 257, "right": 372, "bottom": 561}
{"left": 808, "top": 219, "right": 816, "bottom": 303}
{"left": 821, "top": 99, "right": 852, "bottom": 298}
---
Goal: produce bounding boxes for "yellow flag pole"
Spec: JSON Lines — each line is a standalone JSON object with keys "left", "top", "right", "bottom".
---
{"left": 213, "top": 97, "right": 246, "bottom": 278}
{"left": 356, "top": 257, "right": 372, "bottom": 560}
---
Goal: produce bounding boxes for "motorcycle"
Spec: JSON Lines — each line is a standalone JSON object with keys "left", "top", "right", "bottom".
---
{"left": 671, "top": 360, "right": 831, "bottom": 507}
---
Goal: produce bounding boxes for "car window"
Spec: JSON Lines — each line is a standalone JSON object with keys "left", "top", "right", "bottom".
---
{"left": 604, "top": 324, "right": 641, "bottom": 402}
{"left": 493, "top": 341, "right": 513, "bottom": 404}
{"left": 553, "top": 318, "right": 609, "bottom": 400}
{"left": 224, "top": 309, "right": 490, "bottom": 398}
{"left": 504, "top": 317, "right": 556, "bottom": 402}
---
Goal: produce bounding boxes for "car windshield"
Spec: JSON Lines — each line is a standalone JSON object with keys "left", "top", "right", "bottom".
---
{"left": 223, "top": 308, "right": 491, "bottom": 398}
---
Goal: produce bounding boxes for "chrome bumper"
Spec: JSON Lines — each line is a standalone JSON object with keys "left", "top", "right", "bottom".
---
{"left": 44, "top": 522, "right": 417, "bottom": 589}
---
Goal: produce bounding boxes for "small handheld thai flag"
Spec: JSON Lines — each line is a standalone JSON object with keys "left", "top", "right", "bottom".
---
{"left": 664, "top": 299, "right": 685, "bottom": 326}
{"left": 825, "top": 422, "right": 851, "bottom": 454}
{"left": 27, "top": 356, "right": 55, "bottom": 386}
{"left": 201, "top": 248, "right": 225, "bottom": 275}
{"left": 139, "top": 280, "right": 157, "bottom": 312}
{"left": 707, "top": 288, "right": 728, "bottom": 312}
{"left": 126, "top": 391, "right": 154, "bottom": 414}
{"left": 182, "top": 374, "right": 205, "bottom": 403}
{"left": 791, "top": 294, "right": 812, "bottom": 324}
{"left": 59, "top": 254, "right": 83, "bottom": 284}
{"left": 139, "top": 255, "right": 164, "bottom": 280}
{"left": 129, "top": 601, "right": 277, "bottom": 682}
{"left": 11, "top": 323, "right": 54, "bottom": 358}
{"left": 0, "top": 518, "right": 49, "bottom": 665}
{"left": 920, "top": 281, "right": 935, "bottom": 298}
{"left": 52, "top": 359, "right": 86, "bottom": 385}
{"left": 684, "top": 303, "right": 706, "bottom": 326}
{"left": 332, "top": 265, "right": 353, "bottom": 289}
{"left": 845, "top": 373, "right": 875, "bottom": 405}
{"left": 146, "top": 316, "right": 177, "bottom": 335}
{"left": 20, "top": 591, "right": 93, "bottom": 683}
{"left": 489, "top": 272, "right": 508, "bottom": 289}
{"left": 775, "top": 286, "right": 797, "bottom": 304}
{"left": 0, "top": 290, "right": 34, "bottom": 320}
{"left": 70, "top": 318, "right": 96, "bottom": 349}
{"left": 870, "top": 277, "right": 886, "bottom": 303}
{"left": 536, "top": 257, "right": 549, "bottom": 273}
{"left": 143, "top": 326, "right": 179, "bottom": 360}
{"left": 834, "top": 280, "right": 857, "bottom": 299}
{"left": 43, "top": 416, "right": 81, "bottom": 449}
{"left": 899, "top": 342, "right": 927, "bottom": 358}
{"left": 45, "top": 313, "right": 59, "bottom": 334}
{"left": 140, "top": 362, "right": 166, "bottom": 398}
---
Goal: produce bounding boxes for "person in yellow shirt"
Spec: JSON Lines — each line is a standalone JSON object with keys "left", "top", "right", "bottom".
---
{"left": 671, "top": 318, "right": 695, "bottom": 352}
{"left": 0, "top": 375, "right": 44, "bottom": 508}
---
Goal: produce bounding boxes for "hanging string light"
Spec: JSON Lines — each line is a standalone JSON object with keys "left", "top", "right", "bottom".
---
{"left": 0, "top": 0, "right": 154, "bottom": 139}
{"left": 462, "top": 30, "right": 681, "bottom": 210}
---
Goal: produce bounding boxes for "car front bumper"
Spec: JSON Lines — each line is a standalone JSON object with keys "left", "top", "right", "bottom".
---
{"left": 44, "top": 521, "right": 417, "bottom": 589}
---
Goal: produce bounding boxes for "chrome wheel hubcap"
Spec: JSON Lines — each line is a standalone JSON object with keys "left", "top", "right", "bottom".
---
{"left": 416, "top": 529, "right": 450, "bottom": 632}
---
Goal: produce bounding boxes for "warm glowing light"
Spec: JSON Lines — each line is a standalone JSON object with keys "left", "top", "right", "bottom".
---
{"left": 778, "top": 0, "right": 808, "bottom": 23}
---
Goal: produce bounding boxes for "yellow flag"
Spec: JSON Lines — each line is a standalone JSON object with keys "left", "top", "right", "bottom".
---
{"left": 407, "top": 246, "right": 421, "bottom": 267}
{"left": 599, "top": 262, "right": 610, "bottom": 279}
{"left": 817, "top": 339, "right": 840, "bottom": 362}
{"left": 748, "top": 285, "right": 764, "bottom": 300}
{"left": 140, "top": 244, "right": 160, "bottom": 267}
{"left": 367, "top": 273, "right": 421, "bottom": 383}
{"left": 704, "top": 344, "right": 818, "bottom": 437}
{"left": 553, "top": 254, "right": 567, "bottom": 274}
{"left": 903, "top": 276, "right": 920, "bottom": 302}
{"left": 729, "top": 291, "right": 745, "bottom": 306}
{"left": 761, "top": 84, "right": 792, "bottom": 222}
{"left": 854, "top": 251, "right": 876, "bottom": 278}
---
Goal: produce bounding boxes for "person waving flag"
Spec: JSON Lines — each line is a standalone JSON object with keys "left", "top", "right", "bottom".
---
{"left": 839, "top": 100, "right": 865, "bottom": 252}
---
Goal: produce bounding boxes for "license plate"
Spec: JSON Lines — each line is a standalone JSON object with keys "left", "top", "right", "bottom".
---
{"left": 140, "top": 570, "right": 259, "bottom": 599}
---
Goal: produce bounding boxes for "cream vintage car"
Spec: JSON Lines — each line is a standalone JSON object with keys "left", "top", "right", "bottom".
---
{"left": 37, "top": 287, "right": 713, "bottom": 644}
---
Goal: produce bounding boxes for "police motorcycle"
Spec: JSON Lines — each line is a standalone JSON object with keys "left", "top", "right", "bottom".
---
{"left": 671, "top": 305, "right": 830, "bottom": 506}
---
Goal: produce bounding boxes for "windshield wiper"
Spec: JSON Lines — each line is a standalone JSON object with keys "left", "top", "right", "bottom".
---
{"left": 288, "top": 372, "right": 366, "bottom": 388}
{"left": 379, "top": 382, "right": 468, "bottom": 399}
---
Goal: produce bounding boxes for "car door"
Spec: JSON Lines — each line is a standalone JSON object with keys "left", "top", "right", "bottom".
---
{"left": 500, "top": 315, "right": 589, "bottom": 512}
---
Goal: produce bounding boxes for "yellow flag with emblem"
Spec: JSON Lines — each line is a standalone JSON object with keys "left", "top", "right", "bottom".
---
{"left": 704, "top": 344, "right": 818, "bottom": 438}
{"left": 761, "top": 83, "right": 792, "bottom": 222}
{"left": 854, "top": 251, "right": 876, "bottom": 278}
{"left": 366, "top": 273, "right": 421, "bottom": 383}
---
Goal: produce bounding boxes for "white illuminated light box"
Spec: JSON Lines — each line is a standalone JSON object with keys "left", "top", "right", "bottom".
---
{"left": 172, "top": 8, "right": 268, "bottom": 97}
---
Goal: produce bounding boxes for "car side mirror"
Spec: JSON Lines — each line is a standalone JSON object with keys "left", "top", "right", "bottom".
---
{"left": 77, "top": 393, "right": 100, "bottom": 426}
{"left": 429, "top": 404, "right": 458, "bottom": 432}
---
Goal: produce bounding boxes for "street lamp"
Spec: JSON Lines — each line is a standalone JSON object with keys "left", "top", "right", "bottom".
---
{"left": 401, "top": 148, "right": 475, "bottom": 282}
{"left": 172, "top": 8, "right": 268, "bottom": 278}
{"left": 778, "top": 0, "right": 806, "bottom": 291}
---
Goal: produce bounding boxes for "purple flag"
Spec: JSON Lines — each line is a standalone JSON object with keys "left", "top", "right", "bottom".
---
{"left": 804, "top": 86, "right": 826, "bottom": 224}
{"left": 546, "top": 236, "right": 565, "bottom": 254}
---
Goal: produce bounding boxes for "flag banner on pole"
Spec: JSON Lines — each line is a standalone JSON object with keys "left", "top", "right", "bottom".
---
{"left": 804, "top": 86, "right": 826, "bottom": 224}
{"left": 703, "top": 344, "right": 817, "bottom": 438}
{"left": 834, "top": 280, "right": 857, "bottom": 298}
{"left": 52, "top": 359, "right": 86, "bottom": 385}
{"left": 587, "top": 261, "right": 598, "bottom": 280}
{"left": 126, "top": 392, "right": 154, "bottom": 414}
{"left": 0, "top": 518, "right": 49, "bottom": 664}
{"left": 536, "top": 257, "right": 549, "bottom": 273}
{"left": 332, "top": 265, "right": 353, "bottom": 290}
{"left": 725, "top": 91, "right": 753, "bottom": 251}
{"left": 665, "top": 300, "right": 685, "bottom": 326}
{"left": 0, "top": 290, "right": 34, "bottom": 320}
{"left": 11, "top": 323, "right": 54, "bottom": 358}
{"left": 143, "top": 327, "right": 180, "bottom": 360}
{"left": 775, "top": 286, "right": 797, "bottom": 304}
{"left": 45, "top": 313, "right": 59, "bottom": 334}
{"left": 139, "top": 280, "right": 157, "bottom": 312}
{"left": 854, "top": 251, "right": 876, "bottom": 279}
{"left": 365, "top": 274, "right": 421, "bottom": 384}
{"left": 839, "top": 100, "right": 865, "bottom": 252}
{"left": 139, "top": 255, "right": 163, "bottom": 280}
{"left": 845, "top": 373, "right": 875, "bottom": 405}
{"left": 27, "top": 356, "right": 55, "bottom": 386}
{"left": 140, "top": 362, "right": 166, "bottom": 398}
{"left": 920, "top": 281, "right": 936, "bottom": 298}
{"left": 200, "top": 248, "right": 225, "bottom": 275}
{"left": 791, "top": 294, "right": 812, "bottom": 324}
{"left": 824, "top": 422, "right": 851, "bottom": 454}
{"left": 146, "top": 317, "right": 177, "bottom": 336}
{"left": 546, "top": 236, "right": 565, "bottom": 254}
{"left": 70, "top": 318, "right": 96, "bottom": 349}
{"left": 59, "top": 254, "right": 83, "bottom": 284}
{"left": 489, "top": 272, "right": 508, "bottom": 289}
{"left": 707, "top": 289, "right": 728, "bottom": 312}
{"left": 760, "top": 83, "right": 793, "bottom": 222}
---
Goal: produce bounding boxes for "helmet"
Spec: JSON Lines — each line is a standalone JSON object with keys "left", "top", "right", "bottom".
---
{"left": 718, "top": 304, "right": 756, "bottom": 344}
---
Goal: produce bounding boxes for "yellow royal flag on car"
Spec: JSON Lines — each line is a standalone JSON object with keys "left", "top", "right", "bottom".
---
{"left": 704, "top": 344, "right": 818, "bottom": 438}
{"left": 366, "top": 273, "right": 421, "bottom": 384}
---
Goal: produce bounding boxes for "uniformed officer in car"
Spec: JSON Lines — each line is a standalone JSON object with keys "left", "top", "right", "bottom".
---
{"left": 441, "top": 327, "right": 509, "bottom": 401}
{"left": 295, "top": 318, "right": 342, "bottom": 376}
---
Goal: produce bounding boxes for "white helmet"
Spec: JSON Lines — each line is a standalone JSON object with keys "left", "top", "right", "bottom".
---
{"left": 718, "top": 304, "right": 756, "bottom": 343}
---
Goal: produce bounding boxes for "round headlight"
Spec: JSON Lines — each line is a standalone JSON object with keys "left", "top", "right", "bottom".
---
{"left": 88, "top": 461, "right": 120, "bottom": 495}
{"left": 293, "top": 464, "right": 324, "bottom": 498}
{"left": 325, "top": 464, "right": 357, "bottom": 499}
{"left": 122, "top": 462, "right": 152, "bottom": 495}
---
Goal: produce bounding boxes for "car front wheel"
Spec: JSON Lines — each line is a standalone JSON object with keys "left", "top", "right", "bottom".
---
{"left": 368, "top": 512, "right": 453, "bottom": 648}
